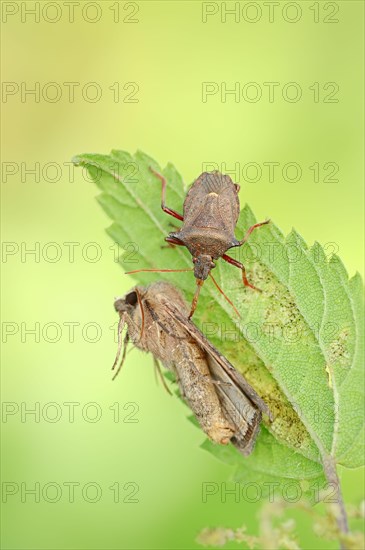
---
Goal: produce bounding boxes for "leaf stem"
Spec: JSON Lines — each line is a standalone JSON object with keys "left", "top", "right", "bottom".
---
{"left": 322, "top": 455, "right": 349, "bottom": 549}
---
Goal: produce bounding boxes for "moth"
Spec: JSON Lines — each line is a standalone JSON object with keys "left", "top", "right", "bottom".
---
{"left": 127, "top": 169, "right": 269, "bottom": 317}
{"left": 113, "top": 281, "right": 272, "bottom": 455}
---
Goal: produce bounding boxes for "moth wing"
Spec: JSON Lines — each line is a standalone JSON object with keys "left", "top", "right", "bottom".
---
{"left": 162, "top": 301, "right": 272, "bottom": 418}
{"left": 204, "top": 351, "right": 261, "bottom": 455}
{"left": 161, "top": 299, "right": 273, "bottom": 455}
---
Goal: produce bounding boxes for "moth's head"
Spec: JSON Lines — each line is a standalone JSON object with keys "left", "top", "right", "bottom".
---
{"left": 114, "top": 289, "right": 140, "bottom": 315}
{"left": 193, "top": 254, "right": 215, "bottom": 281}
{"left": 112, "top": 288, "right": 145, "bottom": 380}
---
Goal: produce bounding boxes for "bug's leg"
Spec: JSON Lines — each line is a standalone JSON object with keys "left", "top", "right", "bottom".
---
{"left": 149, "top": 167, "right": 184, "bottom": 221}
{"left": 222, "top": 254, "right": 261, "bottom": 292}
{"left": 162, "top": 236, "right": 186, "bottom": 249}
{"left": 237, "top": 219, "right": 270, "bottom": 246}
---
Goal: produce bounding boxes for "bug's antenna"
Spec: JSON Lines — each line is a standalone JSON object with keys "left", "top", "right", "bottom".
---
{"left": 125, "top": 268, "right": 194, "bottom": 275}
{"left": 209, "top": 273, "right": 241, "bottom": 319}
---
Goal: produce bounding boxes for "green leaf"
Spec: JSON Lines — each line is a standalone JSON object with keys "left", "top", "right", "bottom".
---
{"left": 73, "top": 150, "right": 364, "bottom": 488}
{"left": 201, "top": 427, "right": 325, "bottom": 502}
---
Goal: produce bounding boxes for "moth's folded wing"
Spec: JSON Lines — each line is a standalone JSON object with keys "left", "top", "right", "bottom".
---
{"left": 201, "top": 339, "right": 272, "bottom": 421}
{"left": 162, "top": 301, "right": 272, "bottom": 421}
{"left": 207, "top": 354, "right": 261, "bottom": 456}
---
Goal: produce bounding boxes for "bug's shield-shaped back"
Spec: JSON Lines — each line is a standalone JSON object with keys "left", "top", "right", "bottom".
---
{"left": 182, "top": 172, "right": 240, "bottom": 235}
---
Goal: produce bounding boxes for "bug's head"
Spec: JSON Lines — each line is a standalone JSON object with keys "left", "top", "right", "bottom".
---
{"left": 193, "top": 255, "right": 215, "bottom": 281}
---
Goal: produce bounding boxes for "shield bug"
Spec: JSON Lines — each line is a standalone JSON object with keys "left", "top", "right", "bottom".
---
{"left": 112, "top": 281, "right": 272, "bottom": 455}
{"left": 127, "top": 168, "right": 269, "bottom": 318}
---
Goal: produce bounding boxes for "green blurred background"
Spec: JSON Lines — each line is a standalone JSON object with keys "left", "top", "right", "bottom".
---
{"left": 1, "top": 1, "right": 364, "bottom": 548}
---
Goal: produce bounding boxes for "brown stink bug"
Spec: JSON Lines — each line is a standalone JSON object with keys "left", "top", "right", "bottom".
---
{"left": 112, "top": 281, "right": 272, "bottom": 455}
{"left": 128, "top": 169, "right": 269, "bottom": 318}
